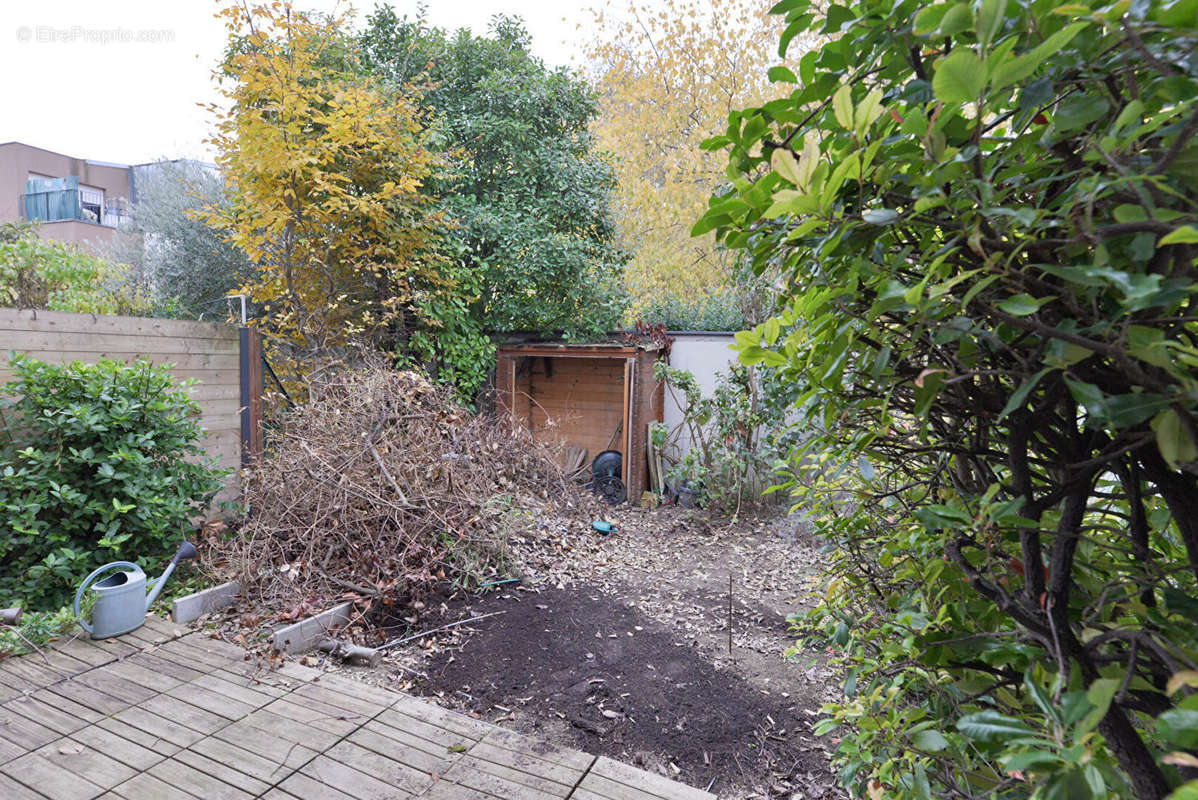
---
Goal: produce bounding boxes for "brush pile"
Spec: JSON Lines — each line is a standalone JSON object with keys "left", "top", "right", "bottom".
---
{"left": 229, "top": 366, "right": 588, "bottom": 617}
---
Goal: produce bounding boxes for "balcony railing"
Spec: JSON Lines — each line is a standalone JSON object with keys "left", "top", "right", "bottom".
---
{"left": 20, "top": 190, "right": 131, "bottom": 228}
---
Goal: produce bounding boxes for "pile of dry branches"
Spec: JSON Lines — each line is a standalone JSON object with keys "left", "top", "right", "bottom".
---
{"left": 230, "top": 366, "right": 585, "bottom": 616}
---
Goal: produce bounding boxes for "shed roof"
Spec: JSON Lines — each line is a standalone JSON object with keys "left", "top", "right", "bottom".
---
{"left": 496, "top": 340, "right": 664, "bottom": 358}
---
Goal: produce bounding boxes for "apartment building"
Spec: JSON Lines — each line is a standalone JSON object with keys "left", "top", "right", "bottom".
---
{"left": 0, "top": 141, "right": 136, "bottom": 253}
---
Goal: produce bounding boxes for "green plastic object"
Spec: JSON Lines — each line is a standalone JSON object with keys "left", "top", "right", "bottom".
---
{"left": 592, "top": 520, "right": 617, "bottom": 535}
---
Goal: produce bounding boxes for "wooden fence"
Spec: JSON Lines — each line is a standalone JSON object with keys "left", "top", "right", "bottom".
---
{"left": 0, "top": 309, "right": 262, "bottom": 507}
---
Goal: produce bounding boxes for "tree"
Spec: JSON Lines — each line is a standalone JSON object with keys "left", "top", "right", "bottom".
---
{"left": 698, "top": 0, "right": 1198, "bottom": 797}
{"left": 582, "top": 0, "right": 786, "bottom": 322}
{"left": 204, "top": 2, "right": 450, "bottom": 384}
{"left": 358, "top": 9, "right": 629, "bottom": 342}
{"left": 113, "top": 160, "right": 254, "bottom": 319}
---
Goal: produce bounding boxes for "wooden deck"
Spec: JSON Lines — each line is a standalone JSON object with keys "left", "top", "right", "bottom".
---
{"left": 0, "top": 617, "right": 715, "bottom": 800}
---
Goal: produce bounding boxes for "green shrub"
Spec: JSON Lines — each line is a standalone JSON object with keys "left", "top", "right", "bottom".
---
{"left": 0, "top": 221, "right": 156, "bottom": 315}
{"left": 655, "top": 360, "right": 800, "bottom": 514}
{"left": 0, "top": 355, "right": 227, "bottom": 609}
{"left": 636, "top": 288, "right": 747, "bottom": 331}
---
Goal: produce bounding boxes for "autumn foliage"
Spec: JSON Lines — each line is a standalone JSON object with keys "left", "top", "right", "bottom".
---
{"left": 203, "top": 2, "right": 446, "bottom": 376}
{"left": 584, "top": 0, "right": 786, "bottom": 319}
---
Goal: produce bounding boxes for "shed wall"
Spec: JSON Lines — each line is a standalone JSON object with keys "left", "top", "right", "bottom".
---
{"left": 513, "top": 356, "right": 626, "bottom": 465}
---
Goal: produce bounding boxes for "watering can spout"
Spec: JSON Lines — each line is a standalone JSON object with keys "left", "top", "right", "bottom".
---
{"left": 144, "top": 540, "right": 199, "bottom": 610}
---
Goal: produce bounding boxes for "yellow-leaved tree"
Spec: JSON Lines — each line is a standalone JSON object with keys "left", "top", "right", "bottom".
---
{"left": 583, "top": 0, "right": 790, "bottom": 325}
{"left": 203, "top": 1, "right": 446, "bottom": 376}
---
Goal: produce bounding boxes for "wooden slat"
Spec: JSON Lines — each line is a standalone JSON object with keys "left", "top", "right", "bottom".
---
{"left": 110, "top": 705, "right": 210, "bottom": 749}
{"left": 472, "top": 733, "right": 590, "bottom": 784}
{"left": 0, "top": 752, "right": 106, "bottom": 799}
{"left": 164, "top": 683, "right": 256, "bottom": 721}
{"left": 344, "top": 725, "right": 452, "bottom": 776}
{"left": 31, "top": 688, "right": 104, "bottom": 726}
{"left": 110, "top": 771, "right": 201, "bottom": 800}
{"left": 32, "top": 737, "right": 139, "bottom": 791}
{"left": 274, "top": 770, "right": 359, "bottom": 800}
{"left": 298, "top": 754, "right": 413, "bottom": 800}
{"left": 71, "top": 668, "right": 160, "bottom": 706}
{"left": 172, "top": 748, "right": 272, "bottom": 795}
{"left": 145, "top": 757, "right": 253, "bottom": 800}
{"left": 0, "top": 309, "right": 237, "bottom": 341}
{"left": 228, "top": 709, "right": 342, "bottom": 751}
{"left": 439, "top": 756, "right": 563, "bottom": 800}
{"left": 0, "top": 770, "right": 44, "bottom": 799}
{"left": 0, "top": 732, "right": 27, "bottom": 765}
{"left": 95, "top": 715, "right": 183, "bottom": 756}
{"left": 586, "top": 756, "right": 716, "bottom": 800}
{"left": 190, "top": 733, "right": 308, "bottom": 784}
{"left": 4, "top": 694, "right": 90, "bottom": 736}
{"left": 1, "top": 330, "right": 238, "bottom": 355}
{"left": 213, "top": 716, "right": 326, "bottom": 761}
{"left": 71, "top": 723, "right": 166, "bottom": 771}
{"left": 135, "top": 694, "right": 230, "bottom": 737}
{"left": 0, "top": 702, "right": 67, "bottom": 749}
{"left": 323, "top": 740, "right": 434, "bottom": 796}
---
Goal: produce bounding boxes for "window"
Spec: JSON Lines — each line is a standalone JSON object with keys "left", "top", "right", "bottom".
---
{"left": 79, "top": 185, "right": 104, "bottom": 224}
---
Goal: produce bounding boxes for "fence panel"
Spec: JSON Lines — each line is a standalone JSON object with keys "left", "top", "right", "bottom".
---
{"left": 0, "top": 309, "right": 247, "bottom": 508}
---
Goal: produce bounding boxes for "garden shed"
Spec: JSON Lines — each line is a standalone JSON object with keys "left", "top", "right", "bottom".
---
{"left": 495, "top": 341, "right": 665, "bottom": 502}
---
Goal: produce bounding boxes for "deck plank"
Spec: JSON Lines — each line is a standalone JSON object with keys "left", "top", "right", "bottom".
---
{"left": 0, "top": 629, "right": 727, "bottom": 800}
{"left": 172, "top": 747, "right": 273, "bottom": 795}
{"left": 4, "top": 695, "right": 90, "bottom": 737}
{"left": 145, "top": 757, "right": 253, "bottom": 800}
{"left": 324, "top": 739, "right": 437, "bottom": 795}
{"left": 0, "top": 702, "right": 62, "bottom": 750}
{"left": 110, "top": 706, "right": 209, "bottom": 750}
{"left": 111, "top": 770, "right": 203, "bottom": 800}
{"left": 300, "top": 754, "right": 414, "bottom": 800}
{"left": 71, "top": 723, "right": 166, "bottom": 771}
{"left": 32, "top": 737, "right": 138, "bottom": 790}
{"left": 274, "top": 770, "right": 360, "bottom": 800}
{"left": 1, "top": 751, "right": 106, "bottom": 800}
{"left": 0, "top": 770, "right": 46, "bottom": 799}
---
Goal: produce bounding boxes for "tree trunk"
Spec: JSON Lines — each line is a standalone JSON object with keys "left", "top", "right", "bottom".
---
{"left": 1139, "top": 449, "right": 1198, "bottom": 583}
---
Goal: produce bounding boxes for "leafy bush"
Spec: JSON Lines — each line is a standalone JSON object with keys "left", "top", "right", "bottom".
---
{"left": 698, "top": 0, "right": 1198, "bottom": 797}
{"left": 636, "top": 288, "right": 747, "bottom": 331}
{"left": 0, "top": 222, "right": 154, "bottom": 315}
{"left": 111, "top": 160, "right": 255, "bottom": 319}
{"left": 0, "top": 605, "right": 83, "bottom": 656}
{"left": 0, "top": 355, "right": 227, "bottom": 610}
{"left": 359, "top": 10, "right": 631, "bottom": 342}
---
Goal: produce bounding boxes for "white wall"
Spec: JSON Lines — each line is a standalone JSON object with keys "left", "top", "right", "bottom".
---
{"left": 661, "top": 333, "right": 738, "bottom": 460}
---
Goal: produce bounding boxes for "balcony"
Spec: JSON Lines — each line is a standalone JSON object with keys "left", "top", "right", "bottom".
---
{"left": 20, "top": 178, "right": 131, "bottom": 229}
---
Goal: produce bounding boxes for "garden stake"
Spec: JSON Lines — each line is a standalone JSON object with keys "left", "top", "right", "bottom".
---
{"left": 728, "top": 573, "right": 733, "bottom": 655}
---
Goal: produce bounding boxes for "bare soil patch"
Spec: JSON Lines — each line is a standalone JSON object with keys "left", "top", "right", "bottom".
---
{"left": 381, "top": 508, "right": 845, "bottom": 799}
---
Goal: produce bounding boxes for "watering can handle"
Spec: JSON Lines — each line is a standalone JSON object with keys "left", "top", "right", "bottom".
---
{"left": 73, "top": 561, "right": 140, "bottom": 635}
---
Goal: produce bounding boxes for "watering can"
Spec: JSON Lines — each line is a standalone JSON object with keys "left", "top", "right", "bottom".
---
{"left": 73, "top": 541, "right": 198, "bottom": 639}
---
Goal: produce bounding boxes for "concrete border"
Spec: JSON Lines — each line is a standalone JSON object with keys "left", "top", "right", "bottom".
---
{"left": 170, "top": 580, "right": 242, "bottom": 623}
{"left": 271, "top": 601, "right": 353, "bottom": 654}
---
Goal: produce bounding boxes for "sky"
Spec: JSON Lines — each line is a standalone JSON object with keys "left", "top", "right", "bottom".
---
{"left": 0, "top": 1, "right": 594, "bottom": 166}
